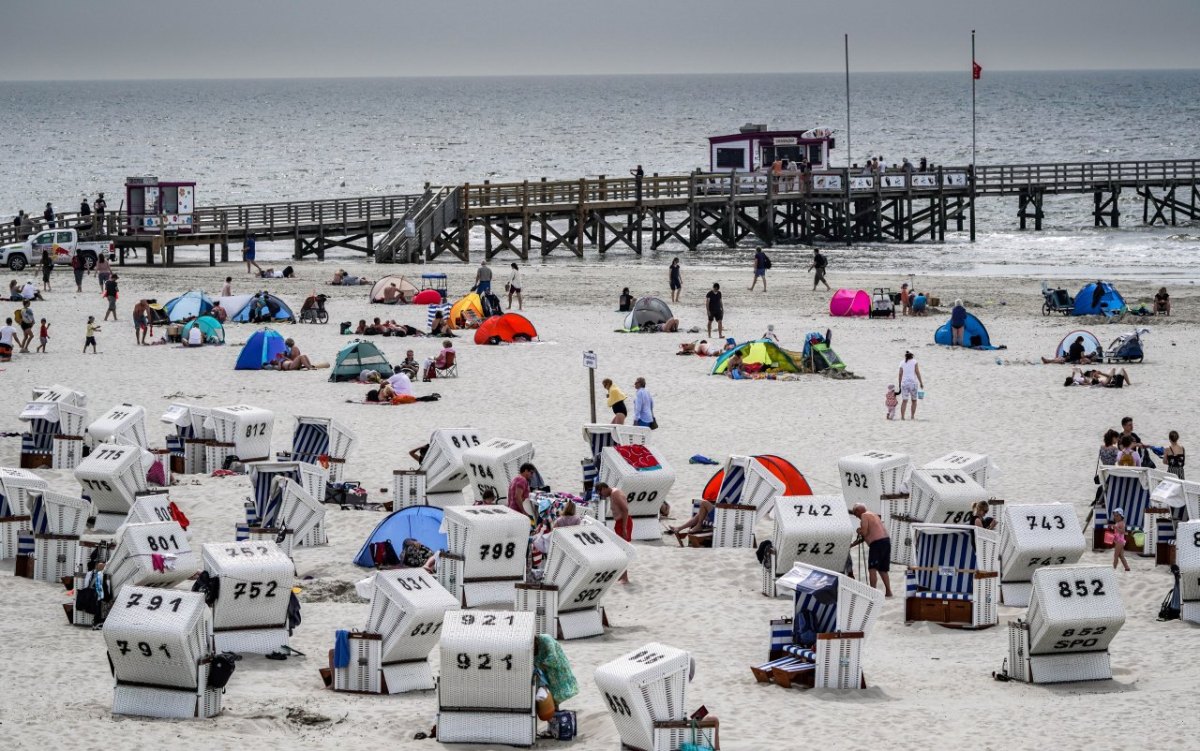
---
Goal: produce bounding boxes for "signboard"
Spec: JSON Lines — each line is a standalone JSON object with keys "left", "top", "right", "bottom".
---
{"left": 583, "top": 351, "right": 597, "bottom": 369}
{"left": 771, "top": 137, "right": 798, "bottom": 146}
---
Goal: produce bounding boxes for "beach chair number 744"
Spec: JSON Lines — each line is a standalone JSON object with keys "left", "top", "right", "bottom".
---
{"left": 1058, "top": 579, "right": 1106, "bottom": 598}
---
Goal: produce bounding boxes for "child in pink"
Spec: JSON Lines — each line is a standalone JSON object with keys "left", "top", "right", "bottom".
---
{"left": 885, "top": 384, "right": 898, "bottom": 420}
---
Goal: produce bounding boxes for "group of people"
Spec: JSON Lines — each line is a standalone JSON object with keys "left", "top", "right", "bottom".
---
{"left": 600, "top": 377, "right": 657, "bottom": 428}
{"left": 474, "top": 260, "right": 525, "bottom": 311}
{"left": 0, "top": 305, "right": 50, "bottom": 359}
{"left": 9, "top": 194, "right": 107, "bottom": 239}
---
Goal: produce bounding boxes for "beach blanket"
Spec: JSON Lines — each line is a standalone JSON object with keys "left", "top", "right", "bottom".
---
{"left": 614, "top": 444, "right": 660, "bottom": 471}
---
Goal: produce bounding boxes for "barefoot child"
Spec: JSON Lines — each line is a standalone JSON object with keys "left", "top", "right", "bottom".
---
{"left": 36, "top": 318, "right": 48, "bottom": 353}
{"left": 84, "top": 316, "right": 100, "bottom": 354}
{"left": 1111, "top": 508, "right": 1131, "bottom": 571}
{"left": 885, "top": 384, "right": 898, "bottom": 420}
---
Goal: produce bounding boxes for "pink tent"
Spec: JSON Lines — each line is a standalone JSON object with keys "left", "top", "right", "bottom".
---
{"left": 829, "top": 289, "right": 870, "bottom": 317}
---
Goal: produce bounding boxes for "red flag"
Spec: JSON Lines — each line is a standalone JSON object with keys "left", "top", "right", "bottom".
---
{"left": 972, "top": 61, "right": 982, "bottom": 80}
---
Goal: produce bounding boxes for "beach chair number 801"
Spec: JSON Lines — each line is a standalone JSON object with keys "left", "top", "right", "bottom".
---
{"left": 479, "top": 543, "right": 517, "bottom": 560}
{"left": 146, "top": 535, "right": 181, "bottom": 551}
{"left": 455, "top": 652, "right": 513, "bottom": 670}
{"left": 845, "top": 472, "right": 869, "bottom": 488}
{"left": 1058, "top": 579, "right": 1106, "bottom": 598}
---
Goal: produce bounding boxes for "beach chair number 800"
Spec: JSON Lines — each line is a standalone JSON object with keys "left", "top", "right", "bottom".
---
{"left": 1058, "top": 579, "right": 1106, "bottom": 598}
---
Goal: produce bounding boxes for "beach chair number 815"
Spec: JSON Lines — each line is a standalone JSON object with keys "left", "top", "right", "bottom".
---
{"left": 1058, "top": 579, "right": 1105, "bottom": 598}
{"left": 844, "top": 472, "right": 868, "bottom": 489}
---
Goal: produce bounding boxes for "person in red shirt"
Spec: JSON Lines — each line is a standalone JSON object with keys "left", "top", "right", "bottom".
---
{"left": 851, "top": 504, "right": 893, "bottom": 597}
{"left": 507, "top": 463, "right": 536, "bottom": 517}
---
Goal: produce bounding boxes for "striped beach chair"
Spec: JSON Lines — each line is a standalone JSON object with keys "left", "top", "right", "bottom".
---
{"left": 286, "top": 416, "right": 356, "bottom": 482}
{"left": 905, "top": 524, "right": 999, "bottom": 629}
{"left": 579, "top": 424, "right": 649, "bottom": 495}
{"left": 30, "top": 490, "right": 89, "bottom": 583}
{"left": 425, "top": 303, "right": 450, "bottom": 331}
{"left": 1094, "top": 466, "right": 1152, "bottom": 551}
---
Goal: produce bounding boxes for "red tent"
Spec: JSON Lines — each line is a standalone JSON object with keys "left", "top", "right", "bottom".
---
{"left": 474, "top": 313, "right": 538, "bottom": 345}
{"left": 412, "top": 289, "right": 442, "bottom": 305}
{"left": 702, "top": 454, "right": 813, "bottom": 500}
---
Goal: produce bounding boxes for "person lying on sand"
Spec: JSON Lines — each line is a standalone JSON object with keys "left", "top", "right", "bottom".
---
{"left": 331, "top": 269, "right": 371, "bottom": 286}
{"left": 1064, "top": 366, "right": 1131, "bottom": 388}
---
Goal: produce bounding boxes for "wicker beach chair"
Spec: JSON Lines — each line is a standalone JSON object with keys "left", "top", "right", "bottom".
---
{"left": 598, "top": 444, "right": 675, "bottom": 541}
{"left": 838, "top": 450, "right": 912, "bottom": 515}
{"left": 74, "top": 442, "right": 153, "bottom": 533}
{"left": 887, "top": 467, "right": 989, "bottom": 567}
{"left": 997, "top": 502, "right": 1085, "bottom": 607}
{"left": 761, "top": 496, "right": 855, "bottom": 596}
{"left": 904, "top": 524, "right": 999, "bottom": 629}
{"left": 201, "top": 541, "right": 295, "bottom": 653}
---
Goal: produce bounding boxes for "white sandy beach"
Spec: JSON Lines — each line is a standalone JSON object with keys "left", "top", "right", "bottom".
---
{"left": 1, "top": 258, "right": 1197, "bottom": 751}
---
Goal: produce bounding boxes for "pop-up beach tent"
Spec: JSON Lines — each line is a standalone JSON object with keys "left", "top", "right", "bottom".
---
{"left": 711, "top": 339, "right": 802, "bottom": 375}
{"left": 623, "top": 296, "right": 673, "bottom": 330}
{"left": 1055, "top": 330, "right": 1101, "bottom": 359}
{"left": 1072, "top": 282, "right": 1126, "bottom": 316}
{"left": 702, "top": 455, "right": 813, "bottom": 500}
{"left": 330, "top": 340, "right": 392, "bottom": 382}
{"left": 474, "top": 313, "right": 538, "bottom": 345}
{"left": 235, "top": 328, "right": 287, "bottom": 370}
{"left": 353, "top": 505, "right": 447, "bottom": 567}
{"left": 829, "top": 289, "right": 870, "bottom": 317}
{"left": 164, "top": 289, "right": 214, "bottom": 322}
{"left": 934, "top": 312, "right": 1000, "bottom": 349}
{"left": 370, "top": 275, "right": 419, "bottom": 303}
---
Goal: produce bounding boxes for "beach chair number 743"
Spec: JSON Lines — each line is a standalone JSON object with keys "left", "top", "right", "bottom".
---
{"left": 1058, "top": 579, "right": 1106, "bottom": 598}
{"left": 1026, "top": 515, "right": 1066, "bottom": 530}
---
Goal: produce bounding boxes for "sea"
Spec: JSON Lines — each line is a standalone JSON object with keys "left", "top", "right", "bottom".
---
{"left": 2, "top": 70, "right": 1199, "bottom": 280}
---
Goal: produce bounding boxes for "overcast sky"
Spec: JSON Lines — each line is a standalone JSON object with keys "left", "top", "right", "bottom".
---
{"left": 2, "top": 0, "right": 1198, "bottom": 81}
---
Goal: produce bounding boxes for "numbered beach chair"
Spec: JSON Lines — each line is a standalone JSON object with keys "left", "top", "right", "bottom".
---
{"left": 596, "top": 643, "right": 719, "bottom": 751}
{"left": 1177, "top": 521, "right": 1200, "bottom": 624}
{"left": 105, "top": 587, "right": 229, "bottom": 719}
{"left": 1003, "top": 565, "right": 1125, "bottom": 683}
{"left": 19, "top": 398, "right": 87, "bottom": 470}
{"left": 67, "top": 540, "right": 116, "bottom": 627}
{"left": 201, "top": 541, "right": 296, "bottom": 653}
{"left": 416, "top": 428, "right": 483, "bottom": 505}
{"left": 27, "top": 490, "right": 90, "bottom": 584}
{"left": 204, "top": 405, "right": 274, "bottom": 470}
{"left": 998, "top": 503, "right": 1086, "bottom": 607}
{"left": 761, "top": 496, "right": 855, "bottom": 596}
{"left": 887, "top": 468, "right": 988, "bottom": 566}
{"left": 438, "top": 505, "right": 530, "bottom": 607}
{"left": 160, "top": 403, "right": 212, "bottom": 475}
{"left": 437, "top": 610, "right": 537, "bottom": 746}
{"left": 392, "top": 470, "right": 429, "bottom": 509}
{"left": 329, "top": 568, "right": 457, "bottom": 694}
{"left": 283, "top": 415, "right": 356, "bottom": 482}
{"left": 125, "top": 490, "right": 179, "bottom": 527}
{"left": 105, "top": 521, "right": 198, "bottom": 595}
{"left": 1144, "top": 470, "right": 1192, "bottom": 562}
{"left": 838, "top": 450, "right": 912, "bottom": 514}
{"left": 1094, "top": 466, "right": 1153, "bottom": 552}
{"left": 74, "top": 443, "right": 153, "bottom": 533}
{"left": 243, "top": 460, "right": 328, "bottom": 548}
{"left": 923, "top": 451, "right": 999, "bottom": 489}
{"left": 515, "top": 517, "right": 635, "bottom": 639}
{"left": 87, "top": 403, "right": 150, "bottom": 450}
{"left": 752, "top": 563, "right": 883, "bottom": 689}
{"left": 580, "top": 423, "right": 650, "bottom": 494}
{"left": 904, "top": 524, "right": 999, "bottom": 629}
{"left": 598, "top": 444, "right": 675, "bottom": 541}
{"left": 0, "top": 468, "right": 48, "bottom": 559}
{"left": 462, "top": 437, "right": 536, "bottom": 504}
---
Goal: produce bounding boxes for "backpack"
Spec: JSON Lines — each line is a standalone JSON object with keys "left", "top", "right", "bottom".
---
{"left": 762, "top": 253, "right": 772, "bottom": 270}
{"left": 1158, "top": 565, "right": 1181, "bottom": 621}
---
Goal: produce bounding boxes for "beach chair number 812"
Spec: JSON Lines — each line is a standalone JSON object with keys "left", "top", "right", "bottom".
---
{"left": 244, "top": 423, "right": 268, "bottom": 438}
{"left": 1058, "top": 579, "right": 1105, "bottom": 598}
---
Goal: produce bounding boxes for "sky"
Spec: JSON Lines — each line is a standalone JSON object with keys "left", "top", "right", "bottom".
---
{"left": 1, "top": 0, "right": 1198, "bottom": 81}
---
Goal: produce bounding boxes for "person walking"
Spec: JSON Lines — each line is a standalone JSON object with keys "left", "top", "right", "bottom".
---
{"left": 668, "top": 257, "right": 682, "bottom": 302}
{"left": 103, "top": 274, "right": 119, "bottom": 321}
{"left": 1165, "top": 431, "right": 1185, "bottom": 480}
{"left": 40, "top": 249, "right": 53, "bottom": 292}
{"left": 221, "top": 276, "right": 232, "bottom": 297}
{"left": 0, "top": 317, "right": 16, "bottom": 361}
{"left": 96, "top": 251, "right": 111, "bottom": 291}
{"left": 807, "top": 248, "right": 830, "bottom": 291}
{"left": 897, "top": 350, "right": 924, "bottom": 420}
{"left": 35, "top": 318, "right": 49, "bottom": 353}
{"left": 474, "top": 260, "right": 492, "bottom": 295}
{"left": 70, "top": 252, "right": 84, "bottom": 292}
{"left": 601, "top": 378, "right": 628, "bottom": 425}
{"left": 632, "top": 377, "right": 655, "bottom": 429}
{"left": 1110, "top": 509, "right": 1131, "bottom": 572}
{"left": 851, "top": 504, "right": 893, "bottom": 597}
{"left": 750, "top": 248, "right": 769, "bottom": 291}
{"left": 243, "top": 233, "right": 262, "bottom": 275}
{"left": 705, "top": 282, "right": 724, "bottom": 338}
{"left": 17, "top": 300, "right": 35, "bottom": 353}
{"left": 506, "top": 262, "right": 524, "bottom": 310}
{"left": 43, "top": 202, "right": 55, "bottom": 229}
{"left": 83, "top": 316, "right": 100, "bottom": 353}
{"left": 132, "top": 299, "right": 150, "bottom": 345}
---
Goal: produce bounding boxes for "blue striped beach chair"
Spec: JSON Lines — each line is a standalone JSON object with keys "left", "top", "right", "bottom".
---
{"left": 905, "top": 524, "right": 1000, "bottom": 628}
{"left": 1094, "top": 466, "right": 1152, "bottom": 551}
{"left": 288, "top": 416, "right": 356, "bottom": 482}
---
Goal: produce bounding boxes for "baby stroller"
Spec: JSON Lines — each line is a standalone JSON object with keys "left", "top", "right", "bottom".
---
{"left": 869, "top": 288, "right": 895, "bottom": 319}
{"left": 1040, "top": 281, "right": 1074, "bottom": 316}
{"left": 1104, "top": 327, "right": 1147, "bottom": 363}
{"left": 299, "top": 293, "right": 329, "bottom": 324}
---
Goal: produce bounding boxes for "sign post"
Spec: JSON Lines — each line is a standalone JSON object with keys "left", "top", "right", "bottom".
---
{"left": 583, "top": 351, "right": 598, "bottom": 422}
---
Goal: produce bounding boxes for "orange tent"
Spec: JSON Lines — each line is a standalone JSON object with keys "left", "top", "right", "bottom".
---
{"left": 702, "top": 454, "right": 813, "bottom": 500}
{"left": 449, "top": 293, "right": 484, "bottom": 329}
{"left": 474, "top": 313, "right": 538, "bottom": 345}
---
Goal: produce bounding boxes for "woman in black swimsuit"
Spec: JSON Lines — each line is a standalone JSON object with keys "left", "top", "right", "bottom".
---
{"left": 1165, "top": 430, "right": 1185, "bottom": 480}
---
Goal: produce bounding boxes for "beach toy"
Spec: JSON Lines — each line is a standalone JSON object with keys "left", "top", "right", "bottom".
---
{"left": 918, "top": 390, "right": 925, "bottom": 399}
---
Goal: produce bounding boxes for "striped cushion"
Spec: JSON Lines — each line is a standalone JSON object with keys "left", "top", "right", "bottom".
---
{"left": 794, "top": 590, "right": 838, "bottom": 637}
{"left": 166, "top": 435, "right": 186, "bottom": 456}
{"left": 782, "top": 645, "right": 816, "bottom": 660}
{"left": 30, "top": 496, "right": 49, "bottom": 534}
{"left": 1101, "top": 475, "right": 1150, "bottom": 532}
{"left": 292, "top": 422, "right": 330, "bottom": 465}
{"left": 718, "top": 463, "right": 746, "bottom": 503}
{"left": 581, "top": 460, "right": 598, "bottom": 485}
{"left": 911, "top": 591, "right": 972, "bottom": 601}
{"left": 22, "top": 431, "right": 53, "bottom": 453}
{"left": 17, "top": 533, "right": 34, "bottom": 555}
{"left": 914, "top": 529, "right": 976, "bottom": 594}
{"left": 758, "top": 656, "right": 813, "bottom": 672}
{"left": 235, "top": 523, "right": 249, "bottom": 542}
{"left": 589, "top": 432, "right": 612, "bottom": 462}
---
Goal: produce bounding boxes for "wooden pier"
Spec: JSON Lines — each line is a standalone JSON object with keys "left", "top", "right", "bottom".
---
{"left": 2, "top": 159, "right": 1198, "bottom": 267}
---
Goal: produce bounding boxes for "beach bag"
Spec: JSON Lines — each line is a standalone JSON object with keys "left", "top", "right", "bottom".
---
{"left": 1132, "top": 531, "right": 1145, "bottom": 549}
{"left": 680, "top": 720, "right": 716, "bottom": 751}
{"left": 1103, "top": 531, "right": 1115, "bottom": 546}
{"left": 548, "top": 710, "right": 577, "bottom": 740}
{"left": 207, "top": 652, "right": 240, "bottom": 690}
{"left": 762, "top": 253, "right": 772, "bottom": 270}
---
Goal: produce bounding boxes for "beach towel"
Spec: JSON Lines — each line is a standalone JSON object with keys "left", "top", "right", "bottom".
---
{"left": 168, "top": 501, "right": 190, "bottom": 531}
{"left": 535, "top": 634, "right": 579, "bottom": 704}
{"left": 333, "top": 630, "right": 352, "bottom": 669}
{"left": 614, "top": 444, "right": 659, "bottom": 470}
{"left": 690, "top": 454, "right": 720, "bottom": 465}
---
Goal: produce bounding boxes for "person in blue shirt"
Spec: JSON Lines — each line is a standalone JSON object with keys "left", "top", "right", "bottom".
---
{"left": 950, "top": 299, "right": 967, "bottom": 346}
{"left": 750, "top": 248, "right": 768, "bottom": 291}
{"left": 632, "top": 377, "right": 655, "bottom": 428}
{"left": 243, "top": 233, "right": 262, "bottom": 275}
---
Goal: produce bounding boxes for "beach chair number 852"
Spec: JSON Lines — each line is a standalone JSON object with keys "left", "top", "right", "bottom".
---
{"left": 479, "top": 542, "right": 517, "bottom": 560}
{"left": 1058, "top": 579, "right": 1105, "bottom": 598}
{"left": 844, "top": 472, "right": 868, "bottom": 489}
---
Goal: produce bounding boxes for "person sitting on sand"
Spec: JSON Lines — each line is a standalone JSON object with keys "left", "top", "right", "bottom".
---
{"left": 618, "top": 287, "right": 634, "bottom": 312}
{"left": 553, "top": 500, "right": 583, "bottom": 528}
{"left": 1064, "top": 367, "right": 1132, "bottom": 388}
{"left": 359, "top": 369, "right": 382, "bottom": 384}
{"left": 210, "top": 301, "right": 227, "bottom": 323}
{"left": 354, "top": 319, "right": 368, "bottom": 335}
{"left": 678, "top": 339, "right": 714, "bottom": 356}
{"left": 184, "top": 324, "right": 204, "bottom": 347}
{"left": 725, "top": 350, "right": 745, "bottom": 379}
{"left": 1043, "top": 335, "right": 1093, "bottom": 365}
{"left": 381, "top": 282, "right": 406, "bottom": 304}
{"left": 430, "top": 310, "right": 452, "bottom": 337}
{"left": 398, "top": 349, "right": 419, "bottom": 378}
{"left": 762, "top": 324, "right": 779, "bottom": 343}
{"left": 1155, "top": 287, "right": 1171, "bottom": 316}
{"left": 279, "top": 338, "right": 313, "bottom": 370}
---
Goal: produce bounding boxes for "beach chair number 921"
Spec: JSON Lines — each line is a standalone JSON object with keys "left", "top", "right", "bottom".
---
{"left": 1058, "top": 579, "right": 1105, "bottom": 598}
{"left": 455, "top": 652, "right": 513, "bottom": 670}
{"left": 844, "top": 472, "right": 869, "bottom": 489}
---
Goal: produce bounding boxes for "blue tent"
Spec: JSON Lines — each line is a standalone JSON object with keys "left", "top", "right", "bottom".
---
{"left": 164, "top": 289, "right": 214, "bottom": 322}
{"left": 235, "top": 328, "right": 287, "bottom": 370}
{"left": 353, "top": 506, "right": 447, "bottom": 567}
{"left": 1072, "top": 282, "right": 1126, "bottom": 316}
{"left": 230, "top": 293, "right": 295, "bottom": 323}
{"left": 935, "top": 312, "right": 999, "bottom": 349}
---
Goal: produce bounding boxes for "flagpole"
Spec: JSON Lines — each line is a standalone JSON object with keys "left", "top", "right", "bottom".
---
{"left": 970, "top": 29, "right": 977, "bottom": 242}
{"left": 844, "top": 33, "right": 851, "bottom": 169}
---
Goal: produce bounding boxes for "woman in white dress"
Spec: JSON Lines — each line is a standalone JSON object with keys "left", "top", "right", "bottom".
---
{"left": 896, "top": 351, "right": 924, "bottom": 421}
{"left": 506, "top": 263, "right": 524, "bottom": 311}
